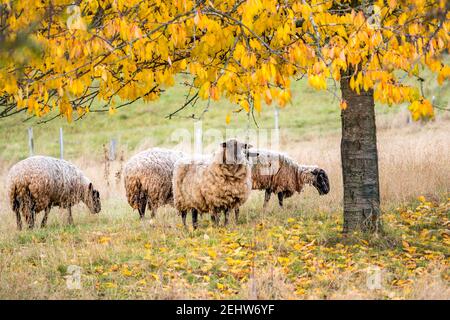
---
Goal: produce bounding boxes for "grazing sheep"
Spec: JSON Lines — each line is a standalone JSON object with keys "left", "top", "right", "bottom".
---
{"left": 7, "top": 156, "right": 101, "bottom": 230}
{"left": 248, "top": 150, "right": 330, "bottom": 208}
{"left": 123, "top": 148, "right": 185, "bottom": 219}
{"left": 173, "top": 139, "right": 252, "bottom": 229}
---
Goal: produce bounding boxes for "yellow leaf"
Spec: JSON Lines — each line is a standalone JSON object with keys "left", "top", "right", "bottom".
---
{"left": 199, "top": 81, "right": 211, "bottom": 99}
{"left": 339, "top": 100, "right": 348, "bottom": 110}
{"left": 104, "top": 282, "right": 117, "bottom": 288}
{"left": 178, "top": 59, "right": 187, "bottom": 70}
{"left": 308, "top": 74, "right": 327, "bottom": 90}
{"left": 264, "top": 89, "right": 272, "bottom": 105}
{"left": 295, "top": 288, "right": 306, "bottom": 295}
{"left": 137, "top": 279, "right": 147, "bottom": 286}
{"left": 208, "top": 249, "right": 217, "bottom": 259}
{"left": 109, "top": 106, "right": 116, "bottom": 115}
{"left": 278, "top": 89, "right": 291, "bottom": 107}
{"left": 277, "top": 256, "right": 290, "bottom": 265}
{"left": 216, "top": 282, "right": 225, "bottom": 290}
{"left": 388, "top": 0, "right": 397, "bottom": 10}
{"left": 253, "top": 94, "right": 261, "bottom": 112}
{"left": 225, "top": 113, "right": 231, "bottom": 124}
{"left": 210, "top": 86, "right": 219, "bottom": 101}
{"left": 121, "top": 267, "right": 132, "bottom": 277}
{"left": 240, "top": 99, "right": 250, "bottom": 112}
{"left": 98, "top": 236, "right": 111, "bottom": 244}
{"left": 194, "top": 11, "right": 201, "bottom": 25}
{"left": 110, "top": 264, "right": 119, "bottom": 272}
{"left": 150, "top": 273, "right": 159, "bottom": 281}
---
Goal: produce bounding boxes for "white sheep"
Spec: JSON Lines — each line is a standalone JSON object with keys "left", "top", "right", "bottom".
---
{"left": 173, "top": 139, "right": 252, "bottom": 229}
{"left": 123, "top": 148, "right": 185, "bottom": 219}
{"left": 248, "top": 149, "right": 330, "bottom": 208}
{"left": 7, "top": 156, "right": 101, "bottom": 230}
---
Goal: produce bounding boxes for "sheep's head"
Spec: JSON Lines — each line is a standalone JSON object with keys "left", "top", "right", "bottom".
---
{"left": 311, "top": 168, "right": 330, "bottom": 195}
{"left": 86, "top": 183, "right": 101, "bottom": 214}
{"left": 220, "top": 139, "right": 252, "bottom": 164}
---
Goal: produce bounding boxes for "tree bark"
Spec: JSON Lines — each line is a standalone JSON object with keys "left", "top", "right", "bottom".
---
{"left": 340, "top": 72, "right": 381, "bottom": 233}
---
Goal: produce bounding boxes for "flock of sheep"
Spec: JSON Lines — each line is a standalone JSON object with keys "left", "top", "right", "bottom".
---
{"left": 7, "top": 139, "right": 330, "bottom": 230}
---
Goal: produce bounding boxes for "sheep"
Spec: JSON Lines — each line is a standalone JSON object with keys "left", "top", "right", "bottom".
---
{"left": 7, "top": 156, "right": 101, "bottom": 230}
{"left": 123, "top": 148, "right": 185, "bottom": 219}
{"left": 247, "top": 149, "right": 330, "bottom": 208}
{"left": 173, "top": 139, "right": 252, "bottom": 229}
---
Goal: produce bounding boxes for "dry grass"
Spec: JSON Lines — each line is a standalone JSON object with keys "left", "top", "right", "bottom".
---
{"left": 240, "top": 267, "right": 297, "bottom": 299}
{"left": 288, "top": 116, "right": 450, "bottom": 213}
{"left": 0, "top": 116, "right": 448, "bottom": 300}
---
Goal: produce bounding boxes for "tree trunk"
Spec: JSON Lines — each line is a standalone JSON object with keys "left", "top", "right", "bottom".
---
{"left": 340, "top": 72, "right": 381, "bottom": 233}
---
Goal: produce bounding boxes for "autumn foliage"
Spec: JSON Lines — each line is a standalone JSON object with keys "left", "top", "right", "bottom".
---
{"left": 0, "top": 0, "right": 449, "bottom": 121}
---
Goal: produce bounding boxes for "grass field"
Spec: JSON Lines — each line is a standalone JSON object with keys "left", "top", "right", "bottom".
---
{"left": 4, "top": 74, "right": 449, "bottom": 163}
{"left": 0, "top": 76, "right": 449, "bottom": 299}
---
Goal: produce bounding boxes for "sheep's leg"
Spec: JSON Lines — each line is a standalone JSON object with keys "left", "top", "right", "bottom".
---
{"left": 277, "top": 192, "right": 284, "bottom": 207}
{"left": 138, "top": 195, "right": 147, "bottom": 219}
{"left": 234, "top": 208, "right": 239, "bottom": 223}
{"left": 263, "top": 189, "right": 271, "bottom": 208}
{"left": 25, "top": 189, "right": 36, "bottom": 229}
{"left": 211, "top": 212, "right": 220, "bottom": 227}
{"left": 181, "top": 211, "right": 187, "bottom": 228}
{"left": 41, "top": 206, "right": 51, "bottom": 228}
{"left": 14, "top": 208, "right": 22, "bottom": 231}
{"left": 27, "top": 211, "right": 35, "bottom": 229}
{"left": 27, "top": 206, "right": 36, "bottom": 229}
{"left": 224, "top": 209, "right": 229, "bottom": 226}
{"left": 192, "top": 209, "right": 199, "bottom": 230}
{"left": 67, "top": 206, "right": 74, "bottom": 225}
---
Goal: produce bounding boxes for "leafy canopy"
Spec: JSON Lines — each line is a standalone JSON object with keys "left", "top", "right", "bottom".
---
{"left": 0, "top": 0, "right": 448, "bottom": 121}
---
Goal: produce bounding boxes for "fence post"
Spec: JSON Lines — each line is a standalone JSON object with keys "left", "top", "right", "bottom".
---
{"left": 109, "top": 139, "right": 117, "bottom": 161}
{"left": 59, "top": 127, "right": 64, "bottom": 159}
{"left": 28, "top": 127, "right": 34, "bottom": 156}
{"left": 103, "top": 144, "right": 110, "bottom": 187}
{"left": 273, "top": 107, "right": 280, "bottom": 149}
{"left": 194, "top": 121, "right": 203, "bottom": 155}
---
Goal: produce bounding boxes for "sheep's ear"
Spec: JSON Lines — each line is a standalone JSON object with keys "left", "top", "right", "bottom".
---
{"left": 89, "top": 183, "right": 93, "bottom": 191}
{"left": 247, "top": 151, "right": 259, "bottom": 158}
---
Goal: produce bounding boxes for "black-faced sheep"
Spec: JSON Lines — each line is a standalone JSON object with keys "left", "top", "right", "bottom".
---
{"left": 248, "top": 150, "right": 330, "bottom": 208}
{"left": 7, "top": 156, "right": 101, "bottom": 230}
{"left": 173, "top": 139, "right": 252, "bottom": 229}
{"left": 123, "top": 148, "right": 185, "bottom": 219}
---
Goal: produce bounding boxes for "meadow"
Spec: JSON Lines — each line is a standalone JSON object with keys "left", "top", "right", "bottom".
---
{"left": 0, "top": 77, "right": 448, "bottom": 299}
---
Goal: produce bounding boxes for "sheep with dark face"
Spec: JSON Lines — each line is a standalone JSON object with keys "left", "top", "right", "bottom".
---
{"left": 248, "top": 150, "right": 330, "bottom": 207}
{"left": 123, "top": 148, "right": 185, "bottom": 219}
{"left": 173, "top": 139, "right": 252, "bottom": 229}
{"left": 7, "top": 156, "right": 101, "bottom": 230}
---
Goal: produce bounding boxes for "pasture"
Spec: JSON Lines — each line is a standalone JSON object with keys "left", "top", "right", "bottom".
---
{"left": 0, "top": 77, "right": 449, "bottom": 299}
